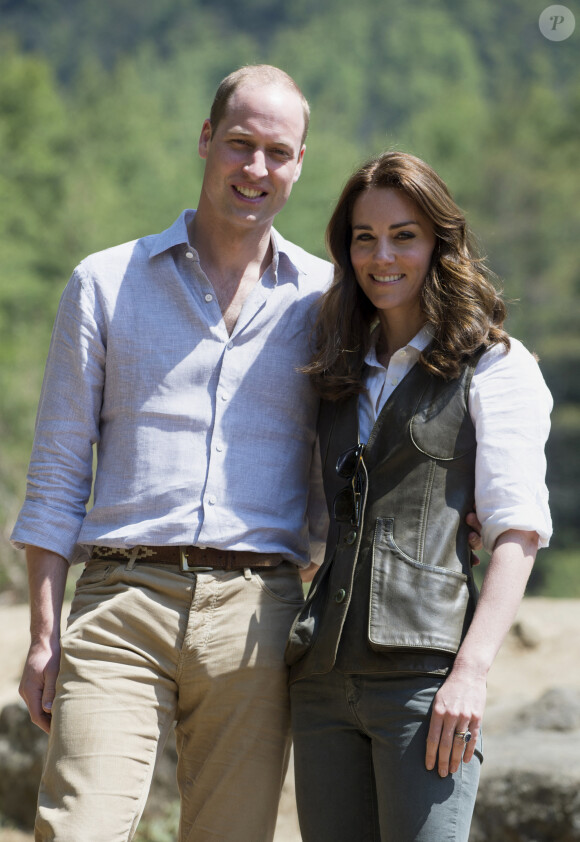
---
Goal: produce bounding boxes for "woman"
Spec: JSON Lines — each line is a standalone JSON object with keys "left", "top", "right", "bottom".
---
{"left": 286, "top": 151, "right": 552, "bottom": 842}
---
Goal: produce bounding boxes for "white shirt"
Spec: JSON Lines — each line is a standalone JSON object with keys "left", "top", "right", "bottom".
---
{"left": 359, "top": 325, "right": 553, "bottom": 551}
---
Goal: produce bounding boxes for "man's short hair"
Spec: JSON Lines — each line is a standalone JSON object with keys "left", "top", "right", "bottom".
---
{"left": 209, "top": 65, "right": 310, "bottom": 146}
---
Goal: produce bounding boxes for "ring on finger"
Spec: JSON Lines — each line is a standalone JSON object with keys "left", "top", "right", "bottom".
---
{"left": 453, "top": 730, "right": 472, "bottom": 744}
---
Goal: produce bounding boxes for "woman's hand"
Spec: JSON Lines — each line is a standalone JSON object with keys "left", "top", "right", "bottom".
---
{"left": 424, "top": 665, "right": 486, "bottom": 776}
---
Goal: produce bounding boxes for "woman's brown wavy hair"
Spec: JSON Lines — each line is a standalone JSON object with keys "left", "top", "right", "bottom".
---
{"left": 305, "top": 151, "right": 509, "bottom": 400}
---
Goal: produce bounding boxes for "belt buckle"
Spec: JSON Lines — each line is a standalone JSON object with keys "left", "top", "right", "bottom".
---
{"left": 179, "top": 547, "right": 213, "bottom": 573}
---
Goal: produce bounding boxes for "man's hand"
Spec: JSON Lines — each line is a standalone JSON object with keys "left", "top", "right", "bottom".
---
{"left": 299, "top": 562, "right": 318, "bottom": 583}
{"left": 466, "top": 512, "right": 483, "bottom": 553}
{"left": 20, "top": 638, "right": 62, "bottom": 734}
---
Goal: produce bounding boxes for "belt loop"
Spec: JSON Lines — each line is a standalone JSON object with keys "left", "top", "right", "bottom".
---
{"left": 126, "top": 548, "right": 139, "bottom": 570}
{"left": 179, "top": 547, "right": 190, "bottom": 572}
{"left": 243, "top": 567, "right": 252, "bottom": 581}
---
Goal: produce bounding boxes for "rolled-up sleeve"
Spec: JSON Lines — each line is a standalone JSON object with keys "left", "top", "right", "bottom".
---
{"left": 11, "top": 267, "right": 105, "bottom": 561}
{"left": 470, "top": 339, "right": 553, "bottom": 552}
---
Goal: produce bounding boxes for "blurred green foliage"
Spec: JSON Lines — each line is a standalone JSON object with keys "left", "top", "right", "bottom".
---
{"left": 1, "top": 0, "right": 579, "bottom": 598}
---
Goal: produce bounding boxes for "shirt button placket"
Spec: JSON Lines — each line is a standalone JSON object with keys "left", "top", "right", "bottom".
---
{"left": 203, "top": 339, "right": 234, "bottom": 528}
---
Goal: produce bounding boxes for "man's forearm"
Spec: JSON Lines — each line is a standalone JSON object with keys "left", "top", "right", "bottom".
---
{"left": 26, "top": 545, "right": 69, "bottom": 642}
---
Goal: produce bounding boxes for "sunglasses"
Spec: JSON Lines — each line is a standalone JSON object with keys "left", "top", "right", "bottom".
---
{"left": 333, "top": 443, "right": 365, "bottom": 527}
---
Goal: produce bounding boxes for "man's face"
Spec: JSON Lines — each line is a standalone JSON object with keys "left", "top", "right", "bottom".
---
{"left": 198, "top": 83, "right": 306, "bottom": 234}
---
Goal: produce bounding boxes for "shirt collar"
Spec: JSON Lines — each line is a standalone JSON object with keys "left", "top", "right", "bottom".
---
{"left": 364, "top": 322, "right": 434, "bottom": 368}
{"left": 271, "top": 228, "right": 311, "bottom": 280}
{"left": 146, "top": 211, "right": 306, "bottom": 287}
{"left": 147, "top": 209, "right": 195, "bottom": 258}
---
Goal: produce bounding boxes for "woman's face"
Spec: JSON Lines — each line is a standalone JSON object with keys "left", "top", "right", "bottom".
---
{"left": 350, "top": 187, "right": 436, "bottom": 328}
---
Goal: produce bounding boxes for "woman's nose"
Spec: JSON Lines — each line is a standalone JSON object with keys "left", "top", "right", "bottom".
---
{"left": 374, "top": 237, "right": 395, "bottom": 262}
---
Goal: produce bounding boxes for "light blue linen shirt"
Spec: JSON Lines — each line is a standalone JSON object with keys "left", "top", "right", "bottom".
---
{"left": 12, "top": 210, "right": 333, "bottom": 566}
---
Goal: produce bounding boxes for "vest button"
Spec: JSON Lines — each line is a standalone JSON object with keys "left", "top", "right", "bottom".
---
{"left": 345, "top": 530, "right": 357, "bottom": 545}
{"left": 334, "top": 588, "right": 346, "bottom": 603}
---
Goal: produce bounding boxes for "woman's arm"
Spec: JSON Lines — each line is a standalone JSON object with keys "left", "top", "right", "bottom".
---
{"left": 425, "top": 528, "right": 538, "bottom": 777}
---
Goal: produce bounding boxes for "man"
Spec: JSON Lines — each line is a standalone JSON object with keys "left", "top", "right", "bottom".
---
{"left": 12, "top": 65, "right": 333, "bottom": 842}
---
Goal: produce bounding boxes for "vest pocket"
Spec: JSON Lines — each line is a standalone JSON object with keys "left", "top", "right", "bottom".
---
{"left": 368, "top": 517, "right": 469, "bottom": 654}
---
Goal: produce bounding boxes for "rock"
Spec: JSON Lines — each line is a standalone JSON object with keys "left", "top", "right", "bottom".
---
{"left": 0, "top": 703, "right": 47, "bottom": 827}
{"left": 471, "top": 769, "right": 580, "bottom": 842}
{"left": 510, "top": 618, "right": 542, "bottom": 649}
{"left": 469, "top": 690, "right": 580, "bottom": 841}
{"left": 515, "top": 686, "right": 580, "bottom": 732}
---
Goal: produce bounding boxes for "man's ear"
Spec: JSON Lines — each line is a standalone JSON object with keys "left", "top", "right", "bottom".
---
{"left": 198, "top": 119, "right": 212, "bottom": 160}
{"left": 293, "top": 144, "right": 306, "bottom": 183}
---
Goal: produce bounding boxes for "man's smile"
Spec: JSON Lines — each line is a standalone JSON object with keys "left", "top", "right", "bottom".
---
{"left": 234, "top": 185, "right": 267, "bottom": 199}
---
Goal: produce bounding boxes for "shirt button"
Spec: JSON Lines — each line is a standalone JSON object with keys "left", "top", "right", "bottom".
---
{"left": 221, "top": 393, "right": 228, "bottom": 401}
{"left": 227, "top": 341, "right": 233, "bottom": 350}
{"left": 391, "top": 377, "right": 399, "bottom": 386}
{"left": 205, "top": 293, "right": 213, "bottom": 302}
{"left": 185, "top": 251, "right": 194, "bottom": 259}
{"left": 208, "top": 495, "right": 217, "bottom": 505}
{"left": 345, "top": 530, "right": 357, "bottom": 545}
{"left": 215, "top": 444, "right": 223, "bottom": 452}
{"left": 334, "top": 588, "right": 346, "bottom": 603}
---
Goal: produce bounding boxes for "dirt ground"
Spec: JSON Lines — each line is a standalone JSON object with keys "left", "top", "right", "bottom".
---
{"left": 2, "top": 597, "right": 579, "bottom": 841}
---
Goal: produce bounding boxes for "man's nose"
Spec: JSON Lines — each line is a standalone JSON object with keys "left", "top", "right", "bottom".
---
{"left": 243, "top": 150, "right": 268, "bottom": 178}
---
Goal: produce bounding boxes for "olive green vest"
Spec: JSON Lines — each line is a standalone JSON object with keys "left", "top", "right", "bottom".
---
{"left": 286, "top": 356, "right": 481, "bottom": 682}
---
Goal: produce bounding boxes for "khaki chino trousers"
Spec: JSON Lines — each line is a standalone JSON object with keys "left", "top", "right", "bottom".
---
{"left": 36, "top": 559, "right": 305, "bottom": 842}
